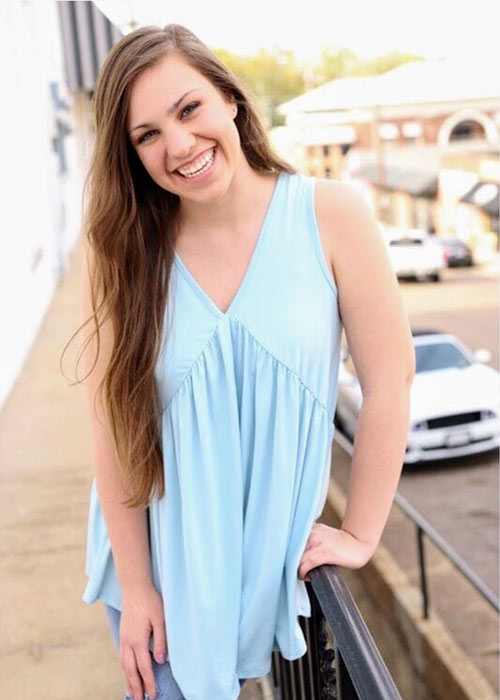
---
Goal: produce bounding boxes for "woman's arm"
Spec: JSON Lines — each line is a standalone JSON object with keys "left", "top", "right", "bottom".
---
{"left": 81, "top": 245, "right": 166, "bottom": 700}
{"left": 81, "top": 244, "right": 153, "bottom": 591}
{"left": 324, "top": 182, "right": 415, "bottom": 552}
{"left": 299, "top": 181, "right": 415, "bottom": 579}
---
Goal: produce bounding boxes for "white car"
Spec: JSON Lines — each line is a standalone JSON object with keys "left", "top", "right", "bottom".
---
{"left": 335, "top": 330, "right": 500, "bottom": 464}
{"left": 381, "top": 227, "right": 446, "bottom": 282}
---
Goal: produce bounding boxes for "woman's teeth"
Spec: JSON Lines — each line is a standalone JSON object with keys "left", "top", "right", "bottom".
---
{"left": 177, "top": 147, "right": 216, "bottom": 178}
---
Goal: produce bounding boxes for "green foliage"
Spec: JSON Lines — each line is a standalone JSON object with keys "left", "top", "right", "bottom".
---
{"left": 313, "top": 47, "right": 424, "bottom": 84}
{"left": 211, "top": 45, "right": 425, "bottom": 126}
{"left": 213, "top": 46, "right": 305, "bottom": 127}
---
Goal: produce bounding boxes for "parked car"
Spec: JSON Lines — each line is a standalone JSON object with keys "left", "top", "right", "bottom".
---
{"left": 335, "top": 329, "right": 500, "bottom": 464}
{"left": 381, "top": 227, "right": 447, "bottom": 282}
{"left": 433, "top": 236, "right": 474, "bottom": 267}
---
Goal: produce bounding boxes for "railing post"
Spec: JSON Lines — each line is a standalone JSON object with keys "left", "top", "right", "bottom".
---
{"left": 309, "top": 582, "right": 324, "bottom": 698}
{"left": 298, "top": 614, "right": 317, "bottom": 698}
{"left": 311, "top": 587, "right": 336, "bottom": 699}
{"left": 416, "top": 524, "right": 430, "bottom": 618}
{"left": 270, "top": 569, "right": 403, "bottom": 699}
{"left": 395, "top": 491, "right": 499, "bottom": 613}
{"left": 335, "top": 642, "right": 360, "bottom": 700}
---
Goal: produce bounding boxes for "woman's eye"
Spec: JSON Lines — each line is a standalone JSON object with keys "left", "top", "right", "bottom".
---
{"left": 180, "top": 101, "right": 200, "bottom": 119}
{"left": 137, "top": 129, "right": 156, "bottom": 145}
{"left": 135, "top": 102, "right": 200, "bottom": 145}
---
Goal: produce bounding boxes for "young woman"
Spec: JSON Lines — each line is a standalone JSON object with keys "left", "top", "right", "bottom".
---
{"left": 75, "top": 23, "right": 415, "bottom": 700}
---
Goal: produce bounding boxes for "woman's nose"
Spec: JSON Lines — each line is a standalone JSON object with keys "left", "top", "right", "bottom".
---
{"left": 162, "top": 125, "right": 196, "bottom": 162}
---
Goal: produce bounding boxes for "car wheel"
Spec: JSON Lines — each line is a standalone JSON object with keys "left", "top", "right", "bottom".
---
{"left": 429, "top": 272, "right": 441, "bottom": 282}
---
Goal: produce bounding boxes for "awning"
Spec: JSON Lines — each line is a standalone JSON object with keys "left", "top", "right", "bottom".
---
{"left": 460, "top": 181, "right": 499, "bottom": 217}
{"left": 57, "top": 0, "right": 123, "bottom": 92}
{"left": 355, "top": 163, "right": 438, "bottom": 198}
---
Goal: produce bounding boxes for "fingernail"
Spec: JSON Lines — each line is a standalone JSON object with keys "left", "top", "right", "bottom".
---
{"left": 156, "top": 652, "right": 166, "bottom": 664}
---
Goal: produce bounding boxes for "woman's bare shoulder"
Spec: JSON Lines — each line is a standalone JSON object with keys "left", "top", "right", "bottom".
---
{"left": 312, "top": 177, "right": 381, "bottom": 289}
{"left": 314, "top": 177, "right": 375, "bottom": 228}
{"left": 312, "top": 176, "right": 414, "bottom": 390}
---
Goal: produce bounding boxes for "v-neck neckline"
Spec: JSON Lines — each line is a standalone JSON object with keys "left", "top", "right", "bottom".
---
{"left": 173, "top": 171, "right": 284, "bottom": 317}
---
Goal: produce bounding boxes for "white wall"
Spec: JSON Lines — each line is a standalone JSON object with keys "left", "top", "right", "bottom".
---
{"left": 0, "top": 0, "right": 91, "bottom": 409}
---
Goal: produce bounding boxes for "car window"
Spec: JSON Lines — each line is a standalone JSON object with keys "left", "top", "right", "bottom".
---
{"left": 415, "top": 342, "right": 471, "bottom": 372}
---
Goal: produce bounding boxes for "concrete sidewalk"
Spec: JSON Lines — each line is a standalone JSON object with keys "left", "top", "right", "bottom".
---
{"left": 0, "top": 236, "right": 261, "bottom": 699}
{"left": 1, "top": 235, "right": 129, "bottom": 698}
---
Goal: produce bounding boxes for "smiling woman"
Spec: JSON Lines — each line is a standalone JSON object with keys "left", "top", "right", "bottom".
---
{"left": 125, "top": 52, "right": 245, "bottom": 203}
{"left": 61, "top": 22, "right": 298, "bottom": 700}
{"left": 62, "top": 19, "right": 414, "bottom": 700}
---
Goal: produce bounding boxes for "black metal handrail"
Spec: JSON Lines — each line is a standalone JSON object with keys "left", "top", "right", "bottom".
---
{"left": 270, "top": 565, "right": 403, "bottom": 699}
{"left": 335, "top": 430, "right": 499, "bottom": 617}
{"left": 393, "top": 491, "right": 499, "bottom": 616}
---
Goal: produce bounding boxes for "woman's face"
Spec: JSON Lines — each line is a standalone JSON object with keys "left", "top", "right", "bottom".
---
{"left": 127, "top": 53, "right": 240, "bottom": 201}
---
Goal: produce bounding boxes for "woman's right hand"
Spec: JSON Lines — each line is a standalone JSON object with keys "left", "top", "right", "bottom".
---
{"left": 119, "top": 584, "right": 168, "bottom": 700}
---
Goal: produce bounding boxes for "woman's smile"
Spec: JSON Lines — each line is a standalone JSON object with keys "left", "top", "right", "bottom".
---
{"left": 173, "top": 145, "right": 218, "bottom": 183}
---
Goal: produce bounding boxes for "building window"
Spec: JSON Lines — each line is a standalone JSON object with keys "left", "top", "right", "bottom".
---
{"left": 325, "top": 168, "right": 331, "bottom": 178}
{"left": 379, "top": 123, "right": 399, "bottom": 141}
{"left": 402, "top": 121, "right": 422, "bottom": 139}
{"left": 323, "top": 145, "right": 330, "bottom": 157}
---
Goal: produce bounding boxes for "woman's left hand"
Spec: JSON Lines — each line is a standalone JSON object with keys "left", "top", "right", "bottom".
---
{"left": 297, "top": 522, "right": 374, "bottom": 581}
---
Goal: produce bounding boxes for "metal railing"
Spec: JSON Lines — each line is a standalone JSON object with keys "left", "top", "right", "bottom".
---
{"left": 335, "top": 429, "right": 499, "bottom": 617}
{"left": 270, "top": 565, "right": 403, "bottom": 699}
{"left": 393, "top": 491, "right": 499, "bottom": 617}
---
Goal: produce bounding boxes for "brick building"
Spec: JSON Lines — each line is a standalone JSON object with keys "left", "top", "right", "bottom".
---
{"left": 270, "top": 57, "right": 500, "bottom": 257}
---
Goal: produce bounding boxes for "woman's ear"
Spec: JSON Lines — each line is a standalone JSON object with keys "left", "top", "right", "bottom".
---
{"left": 227, "top": 94, "right": 237, "bottom": 118}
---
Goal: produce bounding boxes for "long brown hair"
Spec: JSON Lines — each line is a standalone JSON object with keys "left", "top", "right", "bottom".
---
{"left": 62, "top": 24, "right": 297, "bottom": 508}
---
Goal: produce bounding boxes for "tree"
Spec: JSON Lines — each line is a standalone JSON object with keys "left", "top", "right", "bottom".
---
{"left": 213, "top": 47, "right": 305, "bottom": 127}
{"left": 313, "top": 46, "right": 424, "bottom": 84}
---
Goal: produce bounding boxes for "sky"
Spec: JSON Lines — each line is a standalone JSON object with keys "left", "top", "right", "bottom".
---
{"left": 94, "top": 0, "right": 500, "bottom": 67}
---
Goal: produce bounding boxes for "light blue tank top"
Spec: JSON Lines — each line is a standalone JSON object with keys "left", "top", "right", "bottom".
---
{"left": 82, "top": 170, "right": 343, "bottom": 700}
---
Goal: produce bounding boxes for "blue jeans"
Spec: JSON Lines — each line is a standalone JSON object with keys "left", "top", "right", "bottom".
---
{"left": 104, "top": 603, "right": 247, "bottom": 699}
